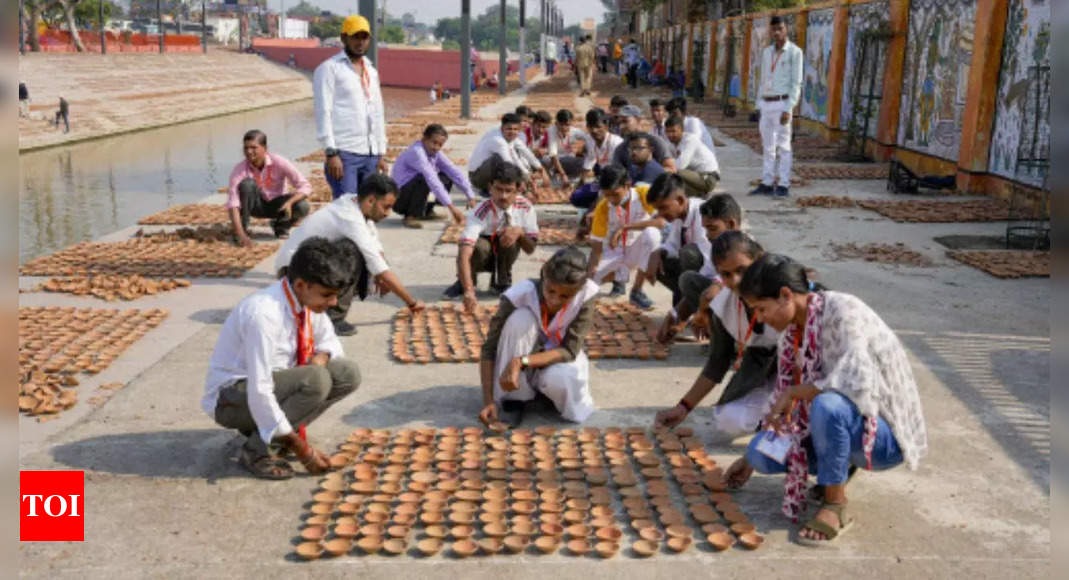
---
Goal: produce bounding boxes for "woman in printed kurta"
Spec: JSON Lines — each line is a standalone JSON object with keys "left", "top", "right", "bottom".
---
{"left": 477, "top": 247, "right": 600, "bottom": 428}
{"left": 725, "top": 254, "right": 927, "bottom": 546}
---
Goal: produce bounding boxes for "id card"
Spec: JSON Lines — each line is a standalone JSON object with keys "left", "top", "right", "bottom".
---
{"left": 755, "top": 430, "right": 792, "bottom": 464}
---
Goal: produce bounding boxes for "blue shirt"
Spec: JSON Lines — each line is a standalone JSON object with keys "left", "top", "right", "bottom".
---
{"left": 628, "top": 159, "right": 665, "bottom": 185}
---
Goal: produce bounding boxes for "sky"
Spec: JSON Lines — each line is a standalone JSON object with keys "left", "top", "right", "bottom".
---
{"left": 276, "top": 0, "right": 605, "bottom": 28}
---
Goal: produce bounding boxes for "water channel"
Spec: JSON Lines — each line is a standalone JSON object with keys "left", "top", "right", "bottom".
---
{"left": 19, "top": 87, "right": 431, "bottom": 264}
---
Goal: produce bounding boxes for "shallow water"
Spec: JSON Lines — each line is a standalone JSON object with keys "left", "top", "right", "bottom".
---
{"left": 19, "top": 87, "right": 434, "bottom": 263}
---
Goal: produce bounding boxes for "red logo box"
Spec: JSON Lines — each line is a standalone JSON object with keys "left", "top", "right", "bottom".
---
{"left": 20, "top": 471, "right": 84, "bottom": 541}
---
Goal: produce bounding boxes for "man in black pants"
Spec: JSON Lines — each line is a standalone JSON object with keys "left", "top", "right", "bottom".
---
{"left": 53, "top": 97, "right": 69, "bottom": 133}
{"left": 226, "top": 130, "right": 312, "bottom": 245}
{"left": 390, "top": 124, "right": 476, "bottom": 227}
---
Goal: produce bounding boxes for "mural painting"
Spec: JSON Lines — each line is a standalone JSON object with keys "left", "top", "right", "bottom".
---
{"left": 989, "top": 0, "right": 1050, "bottom": 188}
{"left": 897, "top": 0, "right": 976, "bottom": 162}
{"left": 747, "top": 16, "right": 769, "bottom": 103}
{"left": 840, "top": 1, "right": 891, "bottom": 137}
{"left": 730, "top": 21, "right": 745, "bottom": 99}
{"left": 801, "top": 8, "right": 835, "bottom": 122}
{"left": 714, "top": 20, "right": 729, "bottom": 94}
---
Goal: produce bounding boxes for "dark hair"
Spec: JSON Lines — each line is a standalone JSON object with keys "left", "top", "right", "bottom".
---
{"left": 699, "top": 193, "right": 742, "bottom": 223}
{"left": 627, "top": 133, "right": 651, "bottom": 148}
{"left": 490, "top": 161, "right": 525, "bottom": 185}
{"left": 648, "top": 98, "right": 664, "bottom": 109}
{"left": 665, "top": 97, "right": 687, "bottom": 114}
{"left": 243, "top": 129, "right": 267, "bottom": 147}
{"left": 585, "top": 108, "right": 608, "bottom": 128}
{"left": 598, "top": 164, "right": 630, "bottom": 190}
{"left": 357, "top": 173, "right": 398, "bottom": 199}
{"left": 610, "top": 95, "right": 629, "bottom": 108}
{"left": 770, "top": 15, "right": 785, "bottom": 26}
{"left": 542, "top": 246, "right": 588, "bottom": 286}
{"left": 646, "top": 172, "right": 685, "bottom": 204}
{"left": 423, "top": 123, "right": 448, "bottom": 140}
{"left": 501, "top": 112, "right": 523, "bottom": 126}
{"left": 664, "top": 116, "right": 684, "bottom": 129}
{"left": 555, "top": 109, "right": 574, "bottom": 124}
{"left": 711, "top": 231, "right": 763, "bottom": 265}
{"left": 515, "top": 105, "right": 533, "bottom": 117}
{"left": 286, "top": 236, "right": 352, "bottom": 290}
{"left": 738, "top": 253, "right": 825, "bottom": 300}
{"left": 534, "top": 110, "right": 552, "bottom": 124}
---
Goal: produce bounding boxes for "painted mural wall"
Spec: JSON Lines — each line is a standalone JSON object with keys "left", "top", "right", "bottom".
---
{"left": 897, "top": 0, "right": 976, "bottom": 162}
{"left": 989, "top": 0, "right": 1050, "bottom": 188}
{"left": 702, "top": 22, "right": 713, "bottom": 92}
{"left": 801, "top": 8, "right": 835, "bottom": 122}
{"left": 840, "top": 1, "right": 890, "bottom": 137}
{"left": 747, "top": 16, "right": 769, "bottom": 102}
{"left": 714, "top": 21, "right": 729, "bottom": 94}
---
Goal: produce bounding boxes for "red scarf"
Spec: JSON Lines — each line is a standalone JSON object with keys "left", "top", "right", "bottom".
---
{"left": 351, "top": 57, "right": 371, "bottom": 99}
{"left": 282, "top": 279, "right": 315, "bottom": 366}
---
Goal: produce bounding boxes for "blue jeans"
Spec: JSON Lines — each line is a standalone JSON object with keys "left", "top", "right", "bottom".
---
{"left": 325, "top": 150, "right": 381, "bottom": 199}
{"left": 745, "top": 391, "right": 903, "bottom": 486}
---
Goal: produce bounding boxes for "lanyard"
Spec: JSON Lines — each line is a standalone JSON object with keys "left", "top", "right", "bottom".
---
{"left": 731, "top": 299, "right": 758, "bottom": 371}
{"left": 249, "top": 161, "right": 272, "bottom": 191}
{"left": 351, "top": 57, "right": 371, "bottom": 100}
{"left": 540, "top": 301, "right": 568, "bottom": 346}
{"left": 613, "top": 196, "right": 632, "bottom": 245}
{"left": 281, "top": 278, "right": 314, "bottom": 366}
{"left": 770, "top": 48, "right": 784, "bottom": 74}
{"left": 595, "top": 136, "right": 613, "bottom": 164}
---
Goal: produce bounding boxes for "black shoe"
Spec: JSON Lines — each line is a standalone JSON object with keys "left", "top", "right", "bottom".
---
{"left": 333, "top": 320, "right": 358, "bottom": 336}
{"left": 501, "top": 400, "right": 527, "bottom": 428}
{"left": 774, "top": 185, "right": 790, "bottom": 197}
{"left": 748, "top": 184, "right": 773, "bottom": 195}
{"left": 443, "top": 280, "right": 464, "bottom": 298}
{"left": 607, "top": 281, "right": 626, "bottom": 298}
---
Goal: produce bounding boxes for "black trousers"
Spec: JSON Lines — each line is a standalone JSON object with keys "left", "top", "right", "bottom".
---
{"left": 394, "top": 173, "right": 454, "bottom": 218}
{"left": 237, "top": 178, "right": 310, "bottom": 235}
{"left": 628, "top": 64, "right": 639, "bottom": 88}
{"left": 655, "top": 243, "right": 705, "bottom": 306}
{"left": 327, "top": 238, "right": 370, "bottom": 324}
{"left": 467, "top": 235, "right": 521, "bottom": 290}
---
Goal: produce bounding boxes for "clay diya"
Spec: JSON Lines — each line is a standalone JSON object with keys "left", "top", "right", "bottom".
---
{"left": 424, "top": 525, "right": 448, "bottom": 539}
{"left": 666, "top": 536, "right": 692, "bottom": 553}
{"left": 304, "top": 514, "right": 330, "bottom": 527}
{"left": 296, "top": 541, "right": 324, "bottom": 561}
{"left": 540, "top": 502, "right": 564, "bottom": 514}
{"left": 382, "top": 538, "right": 406, "bottom": 555}
{"left": 333, "top": 522, "right": 359, "bottom": 538}
{"left": 639, "top": 527, "right": 665, "bottom": 542}
{"left": 300, "top": 525, "right": 327, "bottom": 542}
{"left": 420, "top": 511, "right": 444, "bottom": 525}
{"left": 631, "top": 539, "right": 658, "bottom": 557}
{"left": 533, "top": 535, "right": 560, "bottom": 554}
{"left": 479, "top": 537, "right": 504, "bottom": 554}
{"left": 567, "top": 538, "right": 591, "bottom": 556}
{"left": 484, "top": 521, "right": 510, "bottom": 537}
{"left": 512, "top": 501, "right": 537, "bottom": 515}
{"left": 450, "top": 525, "right": 475, "bottom": 539}
{"left": 566, "top": 524, "right": 592, "bottom": 538}
{"left": 540, "top": 522, "right": 565, "bottom": 537}
{"left": 631, "top": 518, "right": 656, "bottom": 531}
{"left": 386, "top": 525, "right": 410, "bottom": 539}
{"left": 323, "top": 537, "right": 352, "bottom": 557}
{"left": 738, "top": 532, "right": 764, "bottom": 550}
{"left": 309, "top": 503, "right": 334, "bottom": 517}
{"left": 451, "top": 539, "right": 478, "bottom": 558}
{"left": 595, "top": 526, "right": 623, "bottom": 542}
{"left": 730, "top": 522, "right": 756, "bottom": 535}
{"left": 594, "top": 541, "right": 619, "bottom": 559}
{"left": 313, "top": 490, "right": 341, "bottom": 504}
{"left": 722, "top": 511, "right": 749, "bottom": 525}
{"left": 665, "top": 525, "right": 692, "bottom": 539}
{"left": 707, "top": 532, "right": 735, "bottom": 551}
{"left": 360, "top": 523, "right": 385, "bottom": 537}
{"left": 417, "top": 537, "right": 443, "bottom": 556}
{"left": 503, "top": 535, "right": 530, "bottom": 553}
{"left": 563, "top": 510, "right": 587, "bottom": 524}
{"left": 356, "top": 535, "right": 384, "bottom": 554}
{"left": 591, "top": 505, "right": 614, "bottom": 519}
{"left": 482, "top": 501, "right": 508, "bottom": 514}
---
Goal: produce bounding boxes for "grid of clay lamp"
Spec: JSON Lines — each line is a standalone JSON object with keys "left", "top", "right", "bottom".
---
{"left": 855, "top": 199, "right": 1011, "bottom": 223}
{"left": 437, "top": 216, "right": 582, "bottom": 247}
{"left": 793, "top": 164, "right": 890, "bottom": 180}
{"left": 947, "top": 250, "right": 1050, "bottom": 279}
{"left": 294, "top": 426, "right": 761, "bottom": 561}
{"left": 19, "top": 238, "right": 278, "bottom": 278}
{"left": 137, "top": 204, "right": 268, "bottom": 226}
{"left": 391, "top": 303, "right": 670, "bottom": 364}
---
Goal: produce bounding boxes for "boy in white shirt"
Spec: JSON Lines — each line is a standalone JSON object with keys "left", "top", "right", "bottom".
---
{"left": 444, "top": 162, "right": 540, "bottom": 310}
{"left": 204, "top": 237, "right": 361, "bottom": 480}
{"left": 468, "top": 113, "right": 548, "bottom": 196}
{"left": 546, "top": 109, "right": 594, "bottom": 183}
{"left": 665, "top": 96, "right": 717, "bottom": 151}
{"left": 664, "top": 116, "right": 721, "bottom": 198}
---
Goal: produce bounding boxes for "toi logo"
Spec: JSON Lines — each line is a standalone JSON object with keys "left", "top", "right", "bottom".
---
{"left": 20, "top": 471, "right": 84, "bottom": 541}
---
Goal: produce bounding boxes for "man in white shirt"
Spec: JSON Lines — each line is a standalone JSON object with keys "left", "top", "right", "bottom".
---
{"left": 314, "top": 15, "right": 388, "bottom": 199}
{"left": 276, "top": 174, "right": 426, "bottom": 336}
{"left": 664, "top": 116, "right": 721, "bottom": 198}
{"left": 649, "top": 99, "right": 668, "bottom": 139}
{"left": 547, "top": 109, "right": 595, "bottom": 183}
{"left": 749, "top": 15, "right": 803, "bottom": 197}
{"left": 468, "top": 113, "right": 548, "bottom": 196}
{"left": 665, "top": 97, "right": 717, "bottom": 151}
{"left": 204, "top": 237, "right": 361, "bottom": 480}
{"left": 624, "top": 38, "right": 641, "bottom": 88}
{"left": 643, "top": 173, "right": 715, "bottom": 312}
{"left": 444, "top": 162, "right": 540, "bottom": 311}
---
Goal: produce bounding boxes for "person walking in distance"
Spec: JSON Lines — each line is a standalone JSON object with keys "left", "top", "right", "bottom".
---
{"left": 749, "top": 16, "right": 803, "bottom": 197}
{"left": 53, "top": 97, "right": 70, "bottom": 133}
{"left": 576, "top": 35, "right": 596, "bottom": 97}
{"left": 314, "top": 15, "right": 388, "bottom": 199}
{"left": 624, "top": 38, "right": 641, "bottom": 89}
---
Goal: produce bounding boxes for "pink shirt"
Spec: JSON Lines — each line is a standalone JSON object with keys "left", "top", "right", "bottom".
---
{"left": 226, "top": 153, "right": 312, "bottom": 209}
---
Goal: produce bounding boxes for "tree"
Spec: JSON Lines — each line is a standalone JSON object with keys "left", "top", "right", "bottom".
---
{"left": 73, "top": 0, "right": 118, "bottom": 29}
{"left": 433, "top": 5, "right": 542, "bottom": 54}
{"left": 286, "top": 0, "right": 321, "bottom": 18}
{"left": 56, "top": 0, "right": 88, "bottom": 51}
{"left": 309, "top": 14, "right": 344, "bottom": 40}
{"left": 382, "top": 24, "right": 404, "bottom": 44}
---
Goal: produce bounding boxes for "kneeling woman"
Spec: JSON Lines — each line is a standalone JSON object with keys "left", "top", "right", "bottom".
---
{"left": 478, "top": 247, "right": 600, "bottom": 428}
{"left": 724, "top": 254, "right": 927, "bottom": 546}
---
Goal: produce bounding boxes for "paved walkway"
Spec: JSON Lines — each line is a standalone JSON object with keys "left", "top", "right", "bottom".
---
{"left": 17, "top": 73, "right": 1050, "bottom": 579}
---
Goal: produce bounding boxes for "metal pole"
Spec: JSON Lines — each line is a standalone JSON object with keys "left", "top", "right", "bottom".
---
{"left": 498, "top": 0, "right": 506, "bottom": 95}
{"left": 358, "top": 0, "right": 377, "bottom": 66}
{"left": 280, "top": 0, "right": 284, "bottom": 38}
{"left": 158, "top": 0, "right": 164, "bottom": 53}
{"left": 540, "top": 0, "right": 545, "bottom": 74}
{"left": 202, "top": 0, "right": 207, "bottom": 53}
{"left": 460, "top": 0, "right": 471, "bottom": 119}
{"left": 519, "top": 0, "right": 526, "bottom": 86}
{"left": 99, "top": 0, "right": 106, "bottom": 54}
{"left": 19, "top": 0, "right": 25, "bottom": 54}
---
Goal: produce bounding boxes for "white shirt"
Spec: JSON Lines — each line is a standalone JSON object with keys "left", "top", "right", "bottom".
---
{"left": 670, "top": 133, "right": 720, "bottom": 174}
{"left": 711, "top": 288, "right": 779, "bottom": 348}
{"left": 274, "top": 194, "right": 389, "bottom": 277}
{"left": 548, "top": 124, "right": 602, "bottom": 171}
{"left": 659, "top": 197, "right": 715, "bottom": 278}
{"left": 469, "top": 127, "right": 541, "bottom": 177}
{"left": 314, "top": 51, "right": 387, "bottom": 155}
{"left": 758, "top": 40, "right": 804, "bottom": 108}
{"left": 429, "top": 88, "right": 437, "bottom": 103}
{"left": 684, "top": 116, "right": 716, "bottom": 152}
{"left": 202, "top": 280, "right": 344, "bottom": 444}
{"left": 460, "top": 197, "right": 540, "bottom": 246}
{"left": 587, "top": 132, "right": 623, "bottom": 168}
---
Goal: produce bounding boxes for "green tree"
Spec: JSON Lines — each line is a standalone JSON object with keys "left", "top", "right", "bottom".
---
{"left": 749, "top": 0, "right": 803, "bottom": 10}
{"left": 434, "top": 5, "right": 541, "bottom": 53}
{"left": 309, "top": 14, "right": 344, "bottom": 40}
{"left": 382, "top": 24, "right": 404, "bottom": 44}
{"left": 286, "top": 0, "right": 321, "bottom": 18}
{"left": 73, "top": 0, "right": 119, "bottom": 29}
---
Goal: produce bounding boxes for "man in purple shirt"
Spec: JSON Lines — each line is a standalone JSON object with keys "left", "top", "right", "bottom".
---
{"left": 227, "top": 130, "right": 312, "bottom": 245}
{"left": 390, "top": 124, "right": 476, "bottom": 228}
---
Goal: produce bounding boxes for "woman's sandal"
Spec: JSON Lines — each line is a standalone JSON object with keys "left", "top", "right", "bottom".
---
{"left": 796, "top": 502, "right": 854, "bottom": 548}
{"left": 808, "top": 465, "right": 860, "bottom": 502}
{"left": 239, "top": 447, "right": 294, "bottom": 480}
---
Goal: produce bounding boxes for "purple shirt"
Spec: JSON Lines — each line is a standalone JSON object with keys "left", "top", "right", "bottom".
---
{"left": 390, "top": 140, "right": 475, "bottom": 206}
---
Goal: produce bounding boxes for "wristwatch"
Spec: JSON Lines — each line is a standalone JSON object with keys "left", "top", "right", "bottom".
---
{"left": 324, "top": 147, "right": 339, "bottom": 158}
{"left": 520, "top": 356, "right": 531, "bottom": 369}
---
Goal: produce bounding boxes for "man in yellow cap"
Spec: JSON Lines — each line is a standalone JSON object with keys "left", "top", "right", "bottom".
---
{"left": 314, "top": 15, "right": 389, "bottom": 199}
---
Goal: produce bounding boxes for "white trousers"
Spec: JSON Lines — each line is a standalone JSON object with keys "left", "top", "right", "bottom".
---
{"left": 493, "top": 308, "right": 595, "bottom": 422}
{"left": 759, "top": 99, "right": 793, "bottom": 187}
{"left": 708, "top": 382, "right": 776, "bottom": 442}
{"left": 594, "top": 226, "right": 662, "bottom": 283}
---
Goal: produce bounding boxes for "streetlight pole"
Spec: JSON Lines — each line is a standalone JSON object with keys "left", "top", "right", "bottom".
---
{"left": 202, "top": 0, "right": 207, "bottom": 53}
{"left": 519, "top": 0, "right": 526, "bottom": 87}
{"left": 358, "top": 0, "right": 378, "bottom": 66}
{"left": 157, "top": 0, "right": 164, "bottom": 53}
{"left": 460, "top": 0, "right": 471, "bottom": 119}
{"left": 498, "top": 0, "right": 506, "bottom": 95}
{"left": 100, "top": 0, "right": 106, "bottom": 54}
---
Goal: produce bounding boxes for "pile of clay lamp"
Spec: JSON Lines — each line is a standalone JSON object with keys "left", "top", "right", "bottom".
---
{"left": 719, "top": 128, "right": 839, "bottom": 160}
{"left": 525, "top": 183, "right": 573, "bottom": 205}
{"left": 828, "top": 242, "right": 934, "bottom": 267}
{"left": 947, "top": 250, "right": 1049, "bottom": 278}
{"left": 305, "top": 172, "right": 336, "bottom": 203}
{"left": 18, "top": 306, "right": 168, "bottom": 418}
{"left": 391, "top": 302, "right": 670, "bottom": 364}
{"left": 437, "top": 216, "right": 581, "bottom": 247}
{"left": 137, "top": 204, "right": 269, "bottom": 226}
{"left": 134, "top": 224, "right": 240, "bottom": 243}
{"left": 748, "top": 177, "right": 810, "bottom": 188}
{"left": 32, "top": 274, "right": 192, "bottom": 301}
{"left": 793, "top": 164, "right": 889, "bottom": 180}
{"left": 293, "top": 425, "right": 760, "bottom": 561}
{"left": 19, "top": 237, "right": 278, "bottom": 278}
{"left": 855, "top": 199, "right": 1011, "bottom": 223}
{"left": 796, "top": 195, "right": 858, "bottom": 209}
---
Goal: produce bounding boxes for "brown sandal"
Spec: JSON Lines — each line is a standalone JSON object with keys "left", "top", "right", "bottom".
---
{"left": 239, "top": 447, "right": 293, "bottom": 480}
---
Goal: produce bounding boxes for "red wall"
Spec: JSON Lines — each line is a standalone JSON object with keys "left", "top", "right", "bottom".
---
{"left": 255, "top": 46, "right": 517, "bottom": 90}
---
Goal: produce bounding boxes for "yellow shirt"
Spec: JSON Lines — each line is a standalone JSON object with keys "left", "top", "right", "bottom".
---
{"left": 590, "top": 186, "right": 654, "bottom": 245}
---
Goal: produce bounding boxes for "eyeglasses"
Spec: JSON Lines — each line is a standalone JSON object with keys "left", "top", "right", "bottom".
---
{"left": 629, "top": 145, "right": 649, "bottom": 151}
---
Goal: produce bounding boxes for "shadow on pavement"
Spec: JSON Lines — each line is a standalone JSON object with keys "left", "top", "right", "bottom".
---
{"left": 51, "top": 428, "right": 247, "bottom": 481}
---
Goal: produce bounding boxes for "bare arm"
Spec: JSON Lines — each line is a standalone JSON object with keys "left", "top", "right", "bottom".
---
{"left": 228, "top": 207, "right": 250, "bottom": 246}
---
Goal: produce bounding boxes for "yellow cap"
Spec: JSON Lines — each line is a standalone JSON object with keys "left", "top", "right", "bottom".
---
{"left": 341, "top": 15, "right": 371, "bottom": 36}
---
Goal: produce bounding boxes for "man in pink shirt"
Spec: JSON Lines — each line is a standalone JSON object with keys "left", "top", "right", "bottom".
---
{"left": 227, "top": 130, "right": 313, "bottom": 246}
